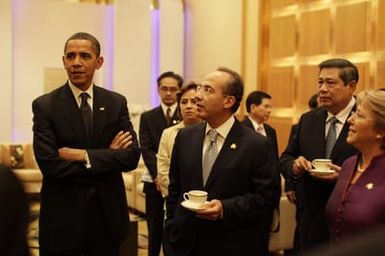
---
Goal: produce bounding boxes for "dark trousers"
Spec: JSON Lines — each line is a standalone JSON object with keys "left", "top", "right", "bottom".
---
{"left": 144, "top": 182, "right": 164, "bottom": 256}
{"left": 39, "top": 195, "right": 120, "bottom": 256}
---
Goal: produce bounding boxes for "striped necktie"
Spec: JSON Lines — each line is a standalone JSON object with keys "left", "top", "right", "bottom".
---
{"left": 202, "top": 129, "right": 219, "bottom": 185}
{"left": 325, "top": 116, "right": 338, "bottom": 158}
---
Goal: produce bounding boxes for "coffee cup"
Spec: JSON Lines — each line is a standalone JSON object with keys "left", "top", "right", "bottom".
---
{"left": 183, "top": 190, "right": 207, "bottom": 206}
{"left": 312, "top": 159, "right": 332, "bottom": 171}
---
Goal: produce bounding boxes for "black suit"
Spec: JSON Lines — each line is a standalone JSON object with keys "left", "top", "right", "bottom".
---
{"left": 242, "top": 116, "right": 281, "bottom": 206}
{"left": 32, "top": 83, "right": 140, "bottom": 255}
{"left": 164, "top": 120, "right": 280, "bottom": 256}
{"left": 139, "top": 106, "right": 181, "bottom": 256}
{"left": 279, "top": 107, "right": 357, "bottom": 251}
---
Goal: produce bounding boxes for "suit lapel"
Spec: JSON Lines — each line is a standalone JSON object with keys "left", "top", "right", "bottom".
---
{"left": 57, "top": 84, "right": 87, "bottom": 143}
{"left": 204, "top": 121, "right": 242, "bottom": 189}
{"left": 92, "top": 86, "right": 108, "bottom": 147}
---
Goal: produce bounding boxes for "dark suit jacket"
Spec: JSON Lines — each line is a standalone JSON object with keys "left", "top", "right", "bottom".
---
{"left": 139, "top": 106, "right": 181, "bottom": 182}
{"left": 242, "top": 116, "right": 281, "bottom": 206}
{"left": 242, "top": 116, "right": 279, "bottom": 161}
{"left": 32, "top": 83, "right": 140, "bottom": 253}
{"left": 278, "top": 107, "right": 357, "bottom": 250}
{"left": 164, "top": 120, "right": 280, "bottom": 256}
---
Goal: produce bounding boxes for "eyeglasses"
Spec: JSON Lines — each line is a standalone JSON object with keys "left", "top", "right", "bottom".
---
{"left": 159, "top": 86, "right": 178, "bottom": 93}
{"left": 196, "top": 84, "right": 214, "bottom": 95}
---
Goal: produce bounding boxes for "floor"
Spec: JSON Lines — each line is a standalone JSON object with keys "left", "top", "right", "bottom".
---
{"left": 28, "top": 202, "right": 151, "bottom": 256}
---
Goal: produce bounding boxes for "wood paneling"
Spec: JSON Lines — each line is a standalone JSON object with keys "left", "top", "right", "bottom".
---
{"left": 299, "top": 10, "right": 330, "bottom": 56}
{"left": 298, "top": 65, "right": 319, "bottom": 106}
{"left": 267, "top": 67, "right": 294, "bottom": 108}
{"left": 269, "top": 16, "right": 296, "bottom": 58}
{"left": 260, "top": 0, "right": 385, "bottom": 154}
{"left": 379, "top": 0, "right": 385, "bottom": 49}
{"left": 268, "top": 116, "right": 293, "bottom": 155}
{"left": 377, "top": 61, "right": 385, "bottom": 89}
{"left": 336, "top": 3, "right": 370, "bottom": 53}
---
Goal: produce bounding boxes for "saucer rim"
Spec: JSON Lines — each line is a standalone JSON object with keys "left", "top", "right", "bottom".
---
{"left": 181, "top": 200, "right": 208, "bottom": 211}
{"left": 308, "top": 168, "right": 335, "bottom": 174}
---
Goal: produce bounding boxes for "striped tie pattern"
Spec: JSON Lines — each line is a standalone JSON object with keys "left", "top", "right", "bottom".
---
{"left": 202, "top": 129, "right": 218, "bottom": 185}
{"left": 325, "top": 116, "right": 338, "bottom": 158}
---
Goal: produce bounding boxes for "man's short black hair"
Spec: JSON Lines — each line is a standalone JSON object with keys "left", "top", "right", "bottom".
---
{"left": 319, "top": 58, "right": 359, "bottom": 85}
{"left": 217, "top": 67, "right": 244, "bottom": 113}
{"left": 64, "top": 32, "right": 101, "bottom": 57}
{"left": 245, "top": 91, "right": 271, "bottom": 113}
{"left": 157, "top": 71, "right": 183, "bottom": 88}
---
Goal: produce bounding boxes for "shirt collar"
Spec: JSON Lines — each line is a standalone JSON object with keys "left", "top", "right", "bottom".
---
{"left": 248, "top": 116, "right": 264, "bottom": 130}
{"left": 326, "top": 97, "right": 356, "bottom": 124}
{"left": 68, "top": 81, "right": 94, "bottom": 104}
{"left": 205, "top": 115, "right": 235, "bottom": 139}
{"left": 161, "top": 102, "right": 178, "bottom": 116}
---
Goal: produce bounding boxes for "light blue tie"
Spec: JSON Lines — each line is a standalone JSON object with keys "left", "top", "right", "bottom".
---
{"left": 325, "top": 116, "right": 338, "bottom": 158}
{"left": 203, "top": 129, "right": 218, "bottom": 185}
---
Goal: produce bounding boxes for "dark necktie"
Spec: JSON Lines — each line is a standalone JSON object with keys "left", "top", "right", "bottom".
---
{"left": 165, "top": 107, "right": 172, "bottom": 126}
{"left": 325, "top": 116, "right": 338, "bottom": 158}
{"left": 202, "top": 129, "right": 219, "bottom": 185}
{"left": 80, "top": 93, "right": 92, "bottom": 145}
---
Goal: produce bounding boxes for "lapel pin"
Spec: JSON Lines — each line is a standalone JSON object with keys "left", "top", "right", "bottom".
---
{"left": 230, "top": 143, "right": 237, "bottom": 149}
{"left": 173, "top": 120, "right": 179, "bottom": 124}
{"left": 99, "top": 107, "right": 105, "bottom": 111}
{"left": 366, "top": 183, "right": 374, "bottom": 190}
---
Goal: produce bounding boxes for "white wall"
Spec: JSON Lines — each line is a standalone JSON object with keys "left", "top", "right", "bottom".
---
{"left": 184, "top": 0, "right": 243, "bottom": 82}
{"left": 12, "top": 0, "right": 112, "bottom": 142}
{"left": 0, "top": 0, "right": 13, "bottom": 141}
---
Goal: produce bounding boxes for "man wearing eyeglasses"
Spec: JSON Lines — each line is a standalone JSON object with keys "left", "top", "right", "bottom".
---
{"left": 139, "top": 71, "right": 182, "bottom": 256}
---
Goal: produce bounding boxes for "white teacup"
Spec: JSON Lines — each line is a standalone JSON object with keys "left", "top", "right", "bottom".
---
{"left": 183, "top": 190, "right": 207, "bottom": 206}
{"left": 312, "top": 159, "right": 332, "bottom": 171}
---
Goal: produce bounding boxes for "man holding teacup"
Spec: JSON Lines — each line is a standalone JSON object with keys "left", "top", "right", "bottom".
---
{"left": 164, "top": 67, "right": 280, "bottom": 256}
{"left": 279, "top": 59, "right": 359, "bottom": 252}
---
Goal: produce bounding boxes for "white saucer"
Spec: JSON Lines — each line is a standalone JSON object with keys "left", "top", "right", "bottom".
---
{"left": 181, "top": 200, "right": 208, "bottom": 212}
{"left": 308, "top": 169, "right": 335, "bottom": 175}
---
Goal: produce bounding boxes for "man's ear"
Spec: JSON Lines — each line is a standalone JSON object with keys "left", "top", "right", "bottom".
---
{"left": 96, "top": 56, "right": 104, "bottom": 69}
{"left": 348, "top": 80, "right": 357, "bottom": 93}
{"left": 223, "top": 95, "right": 236, "bottom": 110}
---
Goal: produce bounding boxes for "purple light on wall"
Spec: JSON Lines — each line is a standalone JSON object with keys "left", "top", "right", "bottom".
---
{"left": 150, "top": 8, "right": 160, "bottom": 107}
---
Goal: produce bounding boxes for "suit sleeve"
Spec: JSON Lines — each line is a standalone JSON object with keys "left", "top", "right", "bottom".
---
{"left": 86, "top": 96, "right": 141, "bottom": 174}
{"left": 139, "top": 113, "right": 158, "bottom": 179}
{"left": 279, "top": 119, "right": 302, "bottom": 181}
{"left": 32, "top": 94, "right": 140, "bottom": 178}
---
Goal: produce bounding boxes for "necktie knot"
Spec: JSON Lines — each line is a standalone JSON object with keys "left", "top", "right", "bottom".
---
{"left": 330, "top": 116, "right": 338, "bottom": 125}
{"left": 207, "top": 129, "right": 218, "bottom": 143}
{"left": 80, "top": 92, "right": 89, "bottom": 105}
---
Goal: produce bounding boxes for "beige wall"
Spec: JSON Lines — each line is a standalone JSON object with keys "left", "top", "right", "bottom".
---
{"left": 0, "top": 0, "right": 256, "bottom": 142}
{"left": 0, "top": 0, "right": 13, "bottom": 141}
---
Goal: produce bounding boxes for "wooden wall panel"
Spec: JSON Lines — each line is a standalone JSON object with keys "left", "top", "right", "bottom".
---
{"left": 355, "top": 62, "right": 371, "bottom": 93}
{"left": 378, "top": 0, "right": 385, "bottom": 49}
{"left": 298, "top": 65, "right": 319, "bottom": 107}
{"left": 336, "top": 3, "right": 370, "bottom": 53}
{"left": 271, "top": 0, "right": 295, "bottom": 9}
{"left": 260, "top": 0, "right": 384, "bottom": 155}
{"left": 377, "top": 61, "right": 385, "bottom": 88}
{"left": 267, "top": 67, "right": 294, "bottom": 108}
{"left": 299, "top": 10, "right": 330, "bottom": 56}
{"left": 268, "top": 117, "right": 292, "bottom": 155}
{"left": 269, "top": 16, "right": 296, "bottom": 58}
